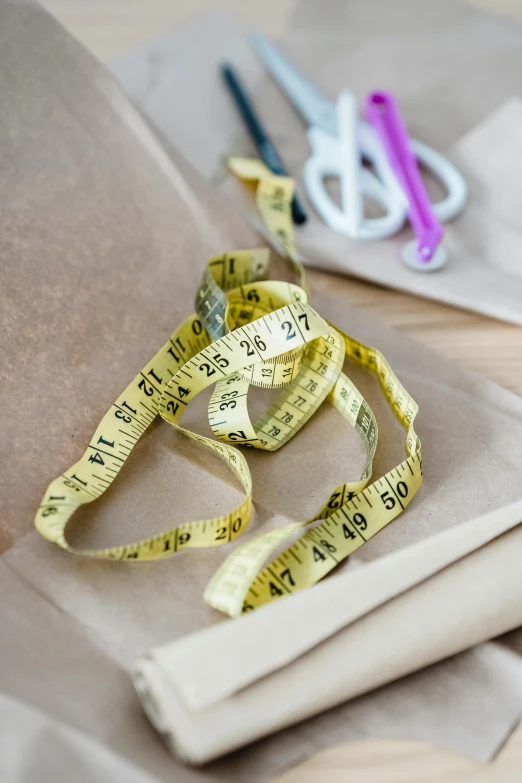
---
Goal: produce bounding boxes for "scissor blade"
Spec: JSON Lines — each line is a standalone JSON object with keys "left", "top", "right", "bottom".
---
{"left": 250, "top": 33, "right": 337, "bottom": 136}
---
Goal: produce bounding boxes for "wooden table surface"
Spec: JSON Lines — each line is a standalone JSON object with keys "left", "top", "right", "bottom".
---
{"left": 40, "top": 1, "right": 522, "bottom": 780}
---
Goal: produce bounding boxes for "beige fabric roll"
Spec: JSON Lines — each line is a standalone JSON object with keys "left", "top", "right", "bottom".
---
{"left": 135, "top": 500, "right": 522, "bottom": 764}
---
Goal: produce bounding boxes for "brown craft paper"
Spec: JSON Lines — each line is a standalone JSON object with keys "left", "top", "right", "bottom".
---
{"left": 2, "top": 1, "right": 522, "bottom": 779}
{"left": 112, "top": 0, "right": 522, "bottom": 324}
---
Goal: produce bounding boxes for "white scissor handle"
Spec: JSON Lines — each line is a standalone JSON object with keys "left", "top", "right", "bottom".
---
{"left": 361, "top": 121, "right": 467, "bottom": 225}
{"left": 303, "top": 91, "right": 467, "bottom": 240}
{"left": 304, "top": 91, "right": 407, "bottom": 240}
{"left": 410, "top": 140, "right": 468, "bottom": 223}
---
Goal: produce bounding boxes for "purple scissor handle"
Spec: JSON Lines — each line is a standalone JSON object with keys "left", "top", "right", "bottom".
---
{"left": 366, "top": 90, "right": 447, "bottom": 271}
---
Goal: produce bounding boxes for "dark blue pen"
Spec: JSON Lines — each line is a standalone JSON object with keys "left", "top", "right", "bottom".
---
{"left": 221, "top": 63, "right": 307, "bottom": 225}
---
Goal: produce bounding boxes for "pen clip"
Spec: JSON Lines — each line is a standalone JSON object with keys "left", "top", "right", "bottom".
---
{"left": 365, "top": 90, "right": 443, "bottom": 262}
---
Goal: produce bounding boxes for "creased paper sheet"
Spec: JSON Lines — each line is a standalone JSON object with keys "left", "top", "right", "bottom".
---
{"left": 2, "top": 0, "right": 522, "bottom": 778}
{"left": 112, "top": 0, "right": 522, "bottom": 324}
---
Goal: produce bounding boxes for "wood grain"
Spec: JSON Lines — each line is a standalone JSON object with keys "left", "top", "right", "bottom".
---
{"left": 37, "top": 0, "right": 522, "bottom": 779}
{"left": 273, "top": 720, "right": 522, "bottom": 782}
{"left": 40, "top": 0, "right": 296, "bottom": 58}
{"left": 309, "top": 270, "right": 522, "bottom": 396}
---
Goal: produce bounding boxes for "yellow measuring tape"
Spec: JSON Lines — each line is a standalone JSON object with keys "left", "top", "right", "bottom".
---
{"left": 35, "top": 158, "right": 422, "bottom": 618}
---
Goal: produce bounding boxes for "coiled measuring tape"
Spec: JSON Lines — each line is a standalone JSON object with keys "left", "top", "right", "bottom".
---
{"left": 35, "top": 158, "right": 422, "bottom": 618}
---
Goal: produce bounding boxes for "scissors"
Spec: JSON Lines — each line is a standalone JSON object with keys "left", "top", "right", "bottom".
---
{"left": 250, "top": 34, "right": 467, "bottom": 263}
